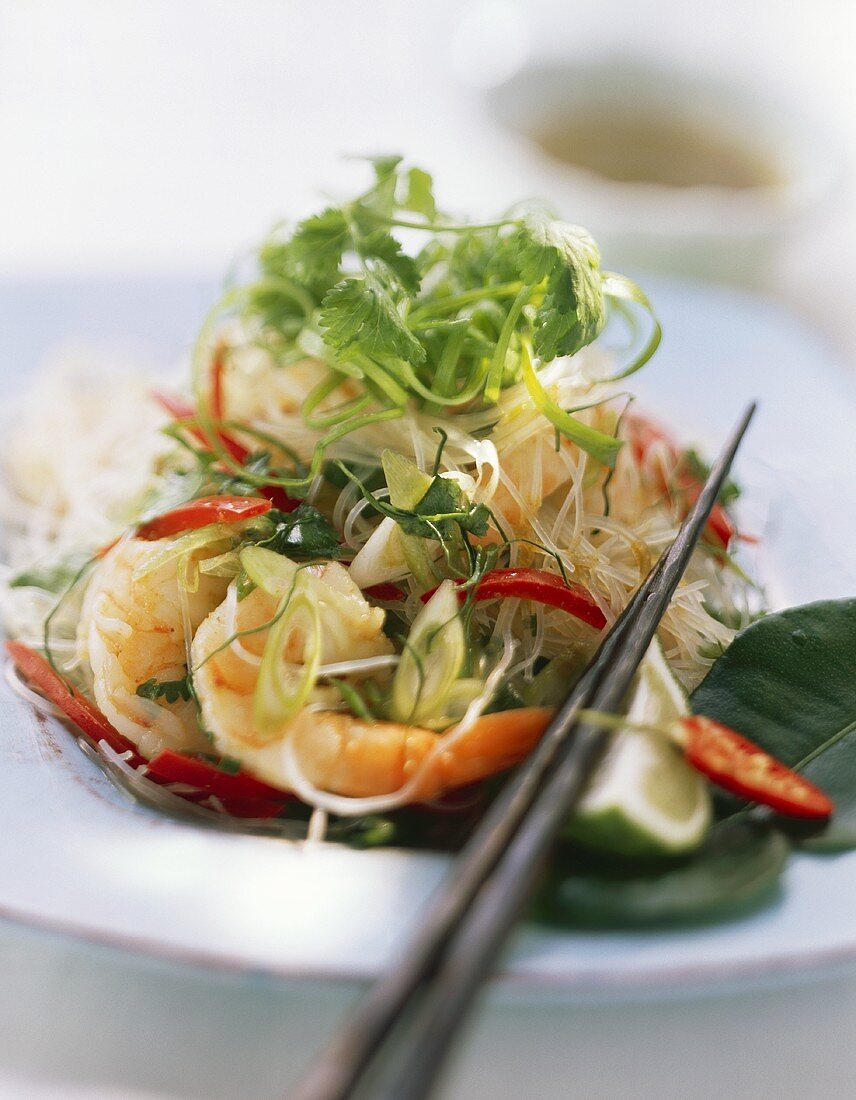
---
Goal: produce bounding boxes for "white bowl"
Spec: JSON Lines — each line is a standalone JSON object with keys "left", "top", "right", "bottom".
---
{"left": 481, "top": 55, "right": 842, "bottom": 282}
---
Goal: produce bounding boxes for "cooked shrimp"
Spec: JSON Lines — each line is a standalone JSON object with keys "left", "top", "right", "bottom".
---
{"left": 284, "top": 705, "right": 553, "bottom": 800}
{"left": 77, "top": 537, "right": 230, "bottom": 758}
{"left": 191, "top": 559, "right": 394, "bottom": 743}
{"left": 191, "top": 558, "right": 552, "bottom": 800}
{"left": 216, "top": 333, "right": 361, "bottom": 464}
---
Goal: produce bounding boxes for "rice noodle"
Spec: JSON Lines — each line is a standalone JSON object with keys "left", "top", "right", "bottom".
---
{"left": 317, "top": 654, "right": 399, "bottom": 678}
{"left": 0, "top": 336, "right": 755, "bottom": 825}
{"left": 4, "top": 661, "right": 64, "bottom": 719}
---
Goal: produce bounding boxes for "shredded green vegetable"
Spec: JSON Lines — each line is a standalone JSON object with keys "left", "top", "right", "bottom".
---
{"left": 185, "top": 156, "right": 659, "bottom": 492}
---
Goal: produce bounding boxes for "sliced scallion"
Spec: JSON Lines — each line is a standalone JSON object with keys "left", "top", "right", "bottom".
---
{"left": 390, "top": 580, "right": 465, "bottom": 724}
{"left": 254, "top": 582, "right": 322, "bottom": 735}
{"left": 239, "top": 545, "right": 299, "bottom": 599}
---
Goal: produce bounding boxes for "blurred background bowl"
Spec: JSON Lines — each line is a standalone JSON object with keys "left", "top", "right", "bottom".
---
{"left": 481, "top": 53, "right": 842, "bottom": 282}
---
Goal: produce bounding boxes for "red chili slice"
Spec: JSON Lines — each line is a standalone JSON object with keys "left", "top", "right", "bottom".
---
{"left": 151, "top": 389, "right": 198, "bottom": 428}
{"left": 706, "top": 504, "right": 736, "bottom": 549}
{"left": 151, "top": 390, "right": 195, "bottom": 422}
{"left": 145, "top": 749, "right": 291, "bottom": 808}
{"left": 136, "top": 495, "right": 272, "bottom": 540}
{"left": 6, "top": 643, "right": 291, "bottom": 818}
{"left": 675, "top": 715, "right": 834, "bottom": 820}
{"left": 421, "top": 568, "right": 606, "bottom": 631}
{"left": 258, "top": 484, "right": 302, "bottom": 514}
{"left": 5, "top": 641, "right": 145, "bottom": 766}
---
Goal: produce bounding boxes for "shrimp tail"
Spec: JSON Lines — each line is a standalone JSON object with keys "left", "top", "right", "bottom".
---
{"left": 289, "top": 706, "right": 554, "bottom": 802}
{"left": 410, "top": 706, "right": 554, "bottom": 801}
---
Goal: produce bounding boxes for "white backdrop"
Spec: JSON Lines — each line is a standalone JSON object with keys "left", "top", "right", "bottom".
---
{"left": 1, "top": 0, "right": 855, "bottom": 357}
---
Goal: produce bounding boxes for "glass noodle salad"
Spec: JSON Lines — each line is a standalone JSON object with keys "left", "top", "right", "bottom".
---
{"left": 2, "top": 159, "right": 843, "bottom": 926}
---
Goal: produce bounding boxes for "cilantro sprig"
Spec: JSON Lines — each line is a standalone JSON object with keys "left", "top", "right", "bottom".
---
{"left": 193, "top": 157, "right": 659, "bottom": 482}
{"left": 250, "top": 504, "right": 343, "bottom": 560}
{"left": 337, "top": 462, "right": 490, "bottom": 544}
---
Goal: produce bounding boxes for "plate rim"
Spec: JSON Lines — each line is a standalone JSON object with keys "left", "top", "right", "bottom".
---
{"left": 3, "top": 274, "right": 856, "bottom": 998}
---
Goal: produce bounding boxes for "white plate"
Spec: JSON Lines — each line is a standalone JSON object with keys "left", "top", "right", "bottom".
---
{"left": 1, "top": 276, "right": 855, "bottom": 1000}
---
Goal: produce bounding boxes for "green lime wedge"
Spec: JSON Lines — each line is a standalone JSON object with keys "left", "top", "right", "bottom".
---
{"left": 564, "top": 639, "right": 711, "bottom": 857}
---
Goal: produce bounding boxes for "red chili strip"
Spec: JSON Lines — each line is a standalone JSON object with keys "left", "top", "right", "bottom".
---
{"left": 421, "top": 568, "right": 607, "bottom": 631}
{"left": 151, "top": 389, "right": 197, "bottom": 426}
{"left": 675, "top": 715, "right": 834, "bottom": 820}
{"left": 145, "top": 749, "right": 291, "bottom": 805}
{"left": 363, "top": 582, "right": 406, "bottom": 602}
{"left": 210, "top": 346, "right": 226, "bottom": 421}
{"left": 259, "top": 484, "right": 302, "bottom": 514}
{"left": 6, "top": 643, "right": 291, "bottom": 819}
{"left": 205, "top": 796, "right": 289, "bottom": 819}
{"left": 6, "top": 641, "right": 145, "bottom": 766}
{"left": 152, "top": 389, "right": 251, "bottom": 464}
{"left": 151, "top": 390, "right": 300, "bottom": 512}
{"left": 136, "top": 495, "right": 272, "bottom": 540}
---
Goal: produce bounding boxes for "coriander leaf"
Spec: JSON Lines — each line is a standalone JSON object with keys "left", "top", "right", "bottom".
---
{"left": 244, "top": 278, "right": 313, "bottom": 331}
{"left": 407, "top": 476, "right": 490, "bottom": 538}
{"left": 353, "top": 223, "right": 421, "bottom": 295}
{"left": 288, "top": 207, "right": 350, "bottom": 284}
{"left": 254, "top": 503, "right": 343, "bottom": 559}
{"left": 255, "top": 237, "right": 329, "bottom": 306}
{"left": 354, "top": 155, "right": 403, "bottom": 218}
{"left": 367, "top": 154, "right": 403, "bottom": 184}
{"left": 211, "top": 451, "right": 276, "bottom": 497}
{"left": 136, "top": 676, "right": 192, "bottom": 704}
{"left": 207, "top": 448, "right": 305, "bottom": 499}
{"left": 339, "top": 464, "right": 489, "bottom": 542}
{"left": 320, "top": 276, "right": 426, "bottom": 364}
{"left": 517, "top": 213, "right": 606, "bottom": 361}
{"left": 403, "top": 167, "right": 436, "bottom": 220}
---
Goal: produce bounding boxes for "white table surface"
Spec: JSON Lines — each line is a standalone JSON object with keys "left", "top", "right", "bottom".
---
{"left": 2, "top": 2, "right": 856, "bottom": 1096}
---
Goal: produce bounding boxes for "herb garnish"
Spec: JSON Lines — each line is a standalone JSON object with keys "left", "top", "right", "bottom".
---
{"left": 190, "top": 156, "right": 660, "bottom": 495}
{"left": 337, "top": 463, "right": 490, "bottom": 543}
{"left": 252, "top": 504, "right": 343, "bottom": 560}
{"left": 136, "top": 676, "right": 193, "bottom": 704}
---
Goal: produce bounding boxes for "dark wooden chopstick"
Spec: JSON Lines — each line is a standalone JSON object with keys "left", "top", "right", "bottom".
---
{"left": 292, "top": 403, "right": 756, "bottom": 1100}
{"left": 375, "top": 406, "right": 757, "bottom": 1099}
{"left": 291, "top": 555, "right": 669, "bottom": 1100}
{"left": 292, "top": 556, "right": 672, "bottom": 1100}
